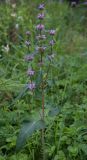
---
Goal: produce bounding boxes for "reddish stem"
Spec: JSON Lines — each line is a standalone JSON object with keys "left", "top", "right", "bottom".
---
{"left": 42, "top": 88, "right": 44, "bottom": 120}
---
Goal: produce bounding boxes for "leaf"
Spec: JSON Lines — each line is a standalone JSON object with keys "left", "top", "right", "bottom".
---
{"left": 9, "top": 84, "right": 28, "bottom": 107}
{"left": 48, "top": 107, "right": 60, "bottom": 117}
{"left": 68, "top": 146, "right": 78, "bottom": 156}
{"left": 54, "top": 155, "right": 59, "bottom": 160}
{"left": 0, "top": 119, "right": 6, "bottom": 126}
{"left": 16, "top": 120, "right": 45, "bottom": 151}
{"left": 80, "top": 144, "right": 87, "bottom": 155}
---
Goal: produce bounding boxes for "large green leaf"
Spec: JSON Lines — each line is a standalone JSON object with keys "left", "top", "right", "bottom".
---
{"left": 16, "top": 120, "right": 45, "bottom": 151}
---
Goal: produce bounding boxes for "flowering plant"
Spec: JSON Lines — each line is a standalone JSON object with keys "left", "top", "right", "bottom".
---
{"left": 16, "top": 3, "right": 58, "bottom": 159}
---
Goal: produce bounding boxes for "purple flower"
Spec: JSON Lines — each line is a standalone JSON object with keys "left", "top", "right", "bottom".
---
{"left": 37, "top": 13, "right": 44, "bottom": 19}
{"left": 26, "top": 31, "right": 31, "bottom": 36}
{"left": 38, "top": 4, "right": 44, "bottom": 10}
{"left": 36, "top": 24, "right": 44, "bottom": 31}
{"left": 25, "top": 41, "right": 31, "bottom": 46}
{"left": 28, "top": 82, "right": 35, "bottom": 90}
{"left": 49, "top": 40, "right": 55, "bottom": 46}
{"left": 27, "top": 68, "right": 35, "bottom": 76}
{"left": 49, "top": 30, "right": 55, "bottom": 36}
{"left": 25, "top": 54, "right": 34, "bottom": 61}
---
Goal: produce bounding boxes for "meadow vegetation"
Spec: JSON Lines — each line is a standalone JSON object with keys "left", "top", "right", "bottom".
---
{"left": 0, "top": 1, "right": 87, "bottom": 159}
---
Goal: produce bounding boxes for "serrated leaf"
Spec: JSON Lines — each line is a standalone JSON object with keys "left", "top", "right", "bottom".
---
{"left": 16, "top": 120, "right": 45, "bottom": 151}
